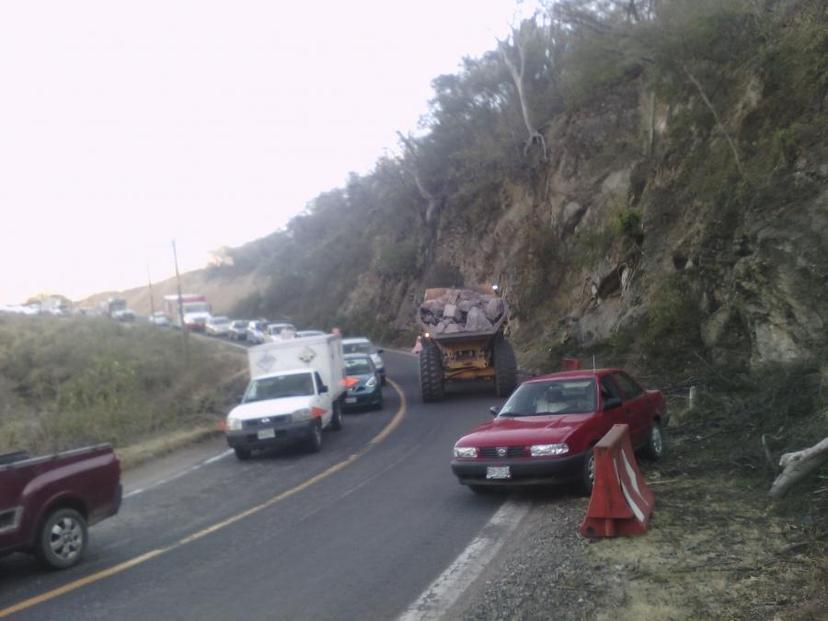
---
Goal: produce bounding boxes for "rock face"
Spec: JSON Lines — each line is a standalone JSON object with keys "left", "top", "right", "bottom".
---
{"left": 418, "top": 288, "right": 505, "bottom": 335}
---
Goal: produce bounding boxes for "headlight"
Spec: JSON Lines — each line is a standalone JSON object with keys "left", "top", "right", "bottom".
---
{"left": 292, "top": 408, "right": 312, "bottom": 421}
{"left": 453, "top": 446, "right": 478, "bottom": 458}
{"left": 227, "top": 417, "right": 242, "bottom": 431}
{"left": 366, "top": 376, "right": 377, "bottom": 388}
{"left": 530, "top": 443, "right": 569, "bottom": 457}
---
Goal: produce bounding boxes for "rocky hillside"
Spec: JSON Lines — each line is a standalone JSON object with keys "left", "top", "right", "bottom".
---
{"left": 211, "top": 0, "right": 827, "bottom": 371}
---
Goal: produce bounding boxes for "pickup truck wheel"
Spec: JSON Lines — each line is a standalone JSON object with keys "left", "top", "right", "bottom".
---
{"left": 580, "top": 450, "right": 596, "bottom": 497}
{"left": 330, "top": 402, "right": 343, "bottom": 431}
{"left": 493, "top": 336, "right": 517, "bottom": 397}
{"left": 306, "top": 421, "right": 323, "bottom": 453}
{"left": 642, "top": 422, "right": 665, "bottom": 460}
{"left": 419, "top": 340, "right": 444, "bottom": 402}
{"left": 234, "top": 447, "right": 252, "bottom": 460}
{"left": 36, "top": 508, "right": 88, "bottom": 570}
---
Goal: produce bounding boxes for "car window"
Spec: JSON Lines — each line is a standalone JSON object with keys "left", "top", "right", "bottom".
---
{"left": 499, "top": 379, "right": 596, "bottom": 416}
{"left": 243, "top": 373, "right": 314, "bottom": 402}
{"left": 345, "top": 358, "right": 374, "bottom": 375}
{"left": 600, "top": 376, "right": 622, "bottom": 401}
{"left": 612, "top": 372, "right": 644, "bottom": 399}
{"left": 343, "top": 343, "right": 372, "bottom": 355}
{"left": 313, "top": 372, "right": 325, "bottom": 392}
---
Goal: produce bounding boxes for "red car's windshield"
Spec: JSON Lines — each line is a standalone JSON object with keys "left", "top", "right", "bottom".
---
{"left": 499, "top": 378, "right": 597, "bottom": 417}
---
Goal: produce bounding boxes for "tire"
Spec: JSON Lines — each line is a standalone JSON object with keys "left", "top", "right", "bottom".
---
{"left": 330, "top": 401, "right": 343, "bottom": 431}
{"left": 493, "top": 335, "right": 518, "bottom": 397}
{"left": 234, "top": 447, "right": 252, "bottom": 460}
{"left": 306, "top": 421, "right": 323, "bottom": 453}
{"left": 580, "top": 449, "right": 596, "bottom": 497}
{"left": 36, "top": 508, "right": 88, "bottom": 570}
{"left": 419, "top": 340, "right": 445, "bottom": 402}
{"left": 374, "top": 392, "right": 384, "bottom": 411}
{"left": 642, "top": 422, "right": 665, "bottom": 460}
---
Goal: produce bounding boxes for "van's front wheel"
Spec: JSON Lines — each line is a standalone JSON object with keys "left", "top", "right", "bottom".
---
{"left": 306, "top": 421, "right": 323, "bottom": 453}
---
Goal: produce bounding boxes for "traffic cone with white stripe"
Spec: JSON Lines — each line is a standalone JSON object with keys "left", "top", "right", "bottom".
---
{"left": 580, "top": 424, "right": 655, "bottom": 538}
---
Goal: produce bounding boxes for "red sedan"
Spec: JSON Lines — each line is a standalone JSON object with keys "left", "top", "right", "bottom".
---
{"left": 451, "top": 369, "right": 667, "bottom": 494}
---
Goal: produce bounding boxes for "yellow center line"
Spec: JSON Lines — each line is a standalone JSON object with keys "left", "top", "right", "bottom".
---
{"left": 0, "top": 379, "right": 408, "bottom": 618}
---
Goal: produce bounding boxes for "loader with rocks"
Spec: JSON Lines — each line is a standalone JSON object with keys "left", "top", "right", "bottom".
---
{"left": 416, "top": 286, "right": 518, "bottom": 402}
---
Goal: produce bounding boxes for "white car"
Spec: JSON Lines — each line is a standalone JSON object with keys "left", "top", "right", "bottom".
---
{"left": 342, "top": 337, "right": 385, "bottom": 385}
{"left": 267, "top": 322, "right": 296, "bottom": 340}
{"left": 296, "top": 330, "right": 326, "bottom": 338}
{"left": 206, "top": 315, "right": 231, "bottom": 337}
{"left": 148, "top": 311, "right": 171, "bottom": 327}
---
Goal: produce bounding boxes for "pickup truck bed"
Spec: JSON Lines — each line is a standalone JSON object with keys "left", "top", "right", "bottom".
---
{"left": 0, "top": 444, "right": 122, "bottom": 569}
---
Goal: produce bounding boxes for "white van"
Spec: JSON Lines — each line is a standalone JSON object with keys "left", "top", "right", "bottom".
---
{"left": 225, "top": 334, "right": 345, "bottom": 459}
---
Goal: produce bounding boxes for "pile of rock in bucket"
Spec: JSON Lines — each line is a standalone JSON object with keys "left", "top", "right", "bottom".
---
{"left": 419, "top": 289, "right": 505, "bottom": 335}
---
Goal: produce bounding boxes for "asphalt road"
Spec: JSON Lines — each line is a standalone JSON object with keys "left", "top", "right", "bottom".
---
{"left": 0, "top": 351, "right": 510, "bottom": 620}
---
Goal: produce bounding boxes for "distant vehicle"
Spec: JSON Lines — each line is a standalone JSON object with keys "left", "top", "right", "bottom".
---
{"left": 101, "top": 297, "right": 128, "bottom": 319}
{"left": 342, "top": 354, "right": 383, "bottom": 411}
{"left": 206, "top": 315, "right": 231, "bottom": 337}
{"left": 148, "top": 311, "right": 171, "bottom": 327}
{"left": 450, "top": 369, "right": 667, "bottom": 495}
{"left": 246, "top": 320, "right": 268, "bottom": 345}
{"left": 0, "top": 445, "right": 122, "bottom": 569}
{"left": 342, "top": 337, "right": 386, "bottom": 385}
{"left": 227, "top": 320, "right": 249, "bottom": 341}
{"left": 296, "top": 330, "right": 326, "bottom": 338}
{"left": 225, "top": 334, "right": 346, "bottom": 459}
{"left": 163, "top": 294, "right": 211, "bottom": 331}
{"left": 267, "top": 322, "right": 297, "bottom": 340}
{"left": 417, "top": 286, "right": 516, "bottom": 402}
{"left": 112, "top": 308, "right": 136, "bottom": 322}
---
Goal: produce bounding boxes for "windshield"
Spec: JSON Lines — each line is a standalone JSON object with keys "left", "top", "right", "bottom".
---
{"left": 343, "top": 342, "right": 372, "bottom": 355}
{"left": 243, "top": 373, "right": 315, "bottom": 402}
{"left": 183, "top": 302, "right": 209, "bottom": 313}
{"left": 499, "top": 379, "right": 597, "bottom": 416}
{"left": 210, "top": 316, "right": 229, "bottom": 324}
{"left": 345, "top": 358, "right": 374, "bottom": 375}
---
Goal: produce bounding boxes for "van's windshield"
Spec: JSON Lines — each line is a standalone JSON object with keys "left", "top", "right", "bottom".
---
{"left": 243, "top": 373, "right": 315, "bottom": 402}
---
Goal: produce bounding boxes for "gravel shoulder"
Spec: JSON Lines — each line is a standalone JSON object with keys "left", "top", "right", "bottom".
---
{"left": 452, "top": 434, "right": 828, "bottom": 621}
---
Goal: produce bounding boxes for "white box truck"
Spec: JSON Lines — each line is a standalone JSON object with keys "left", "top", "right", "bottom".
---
{"left": 225, "top": 334, "right": 345, "bottom": 460}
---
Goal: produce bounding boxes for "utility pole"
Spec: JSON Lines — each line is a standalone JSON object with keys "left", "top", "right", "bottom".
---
{"left": 147, "top": 265, "right": 156, "bottom": 318}
{"left": 172, "top": 240, "right": 189, "bottom": 362}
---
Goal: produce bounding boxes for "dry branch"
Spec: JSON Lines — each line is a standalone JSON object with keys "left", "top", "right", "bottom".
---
{"left": 768, "top": 436, "right": 828, "bottom": 498}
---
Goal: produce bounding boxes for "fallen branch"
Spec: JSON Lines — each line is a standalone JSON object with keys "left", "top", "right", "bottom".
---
{"left": 768, "top": 436, "right": 828, "bottom": 498}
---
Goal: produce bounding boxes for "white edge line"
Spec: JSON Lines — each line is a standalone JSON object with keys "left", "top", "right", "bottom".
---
{"left": 123, "top": 449, "right": 234, "bottom": 498}
{"left": 397, "top": 500, "right": 530, "bottom": 621}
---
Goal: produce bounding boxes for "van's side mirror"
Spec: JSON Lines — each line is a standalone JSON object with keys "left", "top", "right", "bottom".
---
{"left": 319, "top": 385, "right": 328, "bottom": 394}
{"left": 603, "top": 397, "right": 622, "bottom": 411}
{"left": 489, "top": 406, "right": 500, "bottom": 417}
{"left": 376, "top": 348, "right": 384, "bottom": 354}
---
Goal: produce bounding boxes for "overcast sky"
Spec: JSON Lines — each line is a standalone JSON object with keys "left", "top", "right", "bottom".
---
{"left": 0, "top": 0, "right": 536, "bottom": 305}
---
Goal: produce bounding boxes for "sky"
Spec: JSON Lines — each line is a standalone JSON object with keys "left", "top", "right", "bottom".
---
{"left": 0, "top": 0, "right": 537, "bottom": 305}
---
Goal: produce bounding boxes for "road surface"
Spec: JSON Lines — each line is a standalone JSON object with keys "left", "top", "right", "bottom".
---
{"left": 0, "top": 351, "right": 514, "bottom": 620}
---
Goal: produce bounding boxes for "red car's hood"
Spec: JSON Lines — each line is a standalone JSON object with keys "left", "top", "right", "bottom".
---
{"left": 458, "top": 414, "right": 593, "bottom": 447}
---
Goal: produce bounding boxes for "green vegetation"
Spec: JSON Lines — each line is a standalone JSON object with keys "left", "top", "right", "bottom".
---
{"left": 0, "top": 315, "right": 246, "bottom": 455}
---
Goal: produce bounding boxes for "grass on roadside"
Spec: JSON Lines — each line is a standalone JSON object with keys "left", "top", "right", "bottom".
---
{"left": 0, "top": 314, "right": 247, "bottom": 457}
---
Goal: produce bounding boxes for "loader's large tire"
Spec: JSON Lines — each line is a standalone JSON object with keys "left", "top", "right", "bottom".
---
{"left": 494, "top": 336, "right": 518, "bottom": 397}
{"left": 419, "top": 340, "right": 445, "bottom": 403}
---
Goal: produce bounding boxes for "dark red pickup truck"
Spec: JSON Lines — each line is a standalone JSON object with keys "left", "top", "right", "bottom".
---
{"left": 0, "top": 444, "right": 122, "bottom": 569}
{"left": 451, "top": 369, "right": 667, "bottom": 495}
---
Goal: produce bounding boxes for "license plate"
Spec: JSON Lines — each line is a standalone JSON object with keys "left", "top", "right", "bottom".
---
{"left": 486, "top": 466, "right": 511, "bottom": 480}
{"left": 345, "top": 397, "right": 357, "bottom": 404}
{"left": 257, "top": 429, "right": 276, "bottom": 440}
